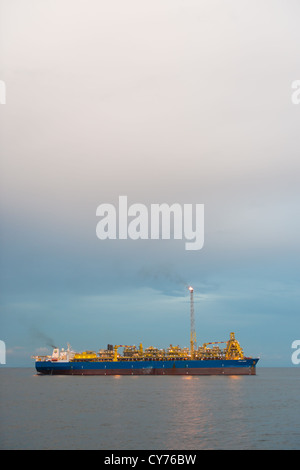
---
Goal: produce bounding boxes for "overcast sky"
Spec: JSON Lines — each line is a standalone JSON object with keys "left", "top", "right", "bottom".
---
{"left": 0, "top": 0, "right": 299, "bottom": 366}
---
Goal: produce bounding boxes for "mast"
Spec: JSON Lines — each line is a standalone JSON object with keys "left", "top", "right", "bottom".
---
{"left": 189, "top": 286, "right": 196, "bottom": 359}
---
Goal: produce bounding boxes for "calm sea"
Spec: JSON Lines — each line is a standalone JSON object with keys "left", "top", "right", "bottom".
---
{"left": 0, "top": 367, "right": 299, "bottom": 450}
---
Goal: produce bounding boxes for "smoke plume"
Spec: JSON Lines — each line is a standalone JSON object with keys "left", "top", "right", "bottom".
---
{"left": 29, "top": 326, "right": 57, "bottom": 349}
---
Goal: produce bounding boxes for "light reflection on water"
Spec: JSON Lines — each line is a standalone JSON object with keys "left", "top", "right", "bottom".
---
{"left": 161, "top": 375, "right": 249, "bottom": 449}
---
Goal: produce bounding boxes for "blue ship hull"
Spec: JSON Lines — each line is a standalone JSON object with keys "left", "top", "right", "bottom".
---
{"left": 35, "top": 358, "right": 259, "bottom": 375}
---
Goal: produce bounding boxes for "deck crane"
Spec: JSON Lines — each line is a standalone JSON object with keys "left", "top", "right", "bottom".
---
{"left": 202, "top": 333, "right": 244, "bottom": 359}
{"left": 113, "top": 345, "right": 131, "bottom": 362}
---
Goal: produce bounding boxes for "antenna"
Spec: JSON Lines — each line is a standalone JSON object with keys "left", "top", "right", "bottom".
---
{"left": 188, "top": 286, "right": 196, "bottom": 359}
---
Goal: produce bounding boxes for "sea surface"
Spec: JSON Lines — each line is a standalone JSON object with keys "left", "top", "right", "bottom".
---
{"left": 0, "top": 367, "right": 299, "bottom": 450}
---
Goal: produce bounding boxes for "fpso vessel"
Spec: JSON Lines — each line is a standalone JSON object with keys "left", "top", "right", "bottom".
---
{"left": 33, "top": 332, "right": 259, "bottom": 376}
{"left": 33, "top": 287, "right": 259, "bottom": 376}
